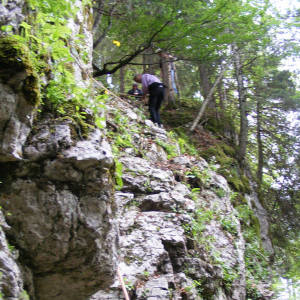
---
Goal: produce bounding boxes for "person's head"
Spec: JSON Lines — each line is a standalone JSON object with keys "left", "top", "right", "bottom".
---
{"left": 132, "top": 83, "right": 138, "bottom": 90}
{"left": 134, "top": 74, "right": 142, "bottom": 83}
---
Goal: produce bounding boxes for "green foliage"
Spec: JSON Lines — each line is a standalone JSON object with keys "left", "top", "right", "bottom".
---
{"left": 221, "top": 264, "right": 240, "bottom": 291}
{"left": 115, "top": 134, "right": 134, "bottom": 149}
{"left": 283, "top": 239, "right": 300, "bottom": 282}
{"left": 184, "top": 208, "right": 214, "bottom": 248}
{"left": 184, "top": 202, "right": 269, "bottom": 294}
{"left": 2, "top": 0, "right": 101, "bottom": 134}
{"left": 19, "top": 291, "right": 30, "bottom": 300}
{"left": 192, "top": 279, "right": 204, "bottom": 294}
{"left": 0, "top": 36, "right": 40, "bottom": 105}
{"left": 184, "top": 206, "right": 243, "bottom": 293}
{"left": 190, "top": 188, "right": 201, "bottom": 201}
{"left": 142, "top": 270, "right": 150, "bottom": 280}
{"left": 200, "top": 143, "right": 251, "bottom": 194}
{"left": 114, "top": 158, "right": 123, "bottom": 190}
{"left": 182, "top": 279, "right": 204, "bottom": 296}
{"left": 236, "top": 204, "right": 270, "bottom": 297}
{"left": 178, "top": 137, "right": 198, "bottom": 156}
{"left": 244, "top": 231, "right": 270, "bottom": 297}
{"left": 155, "top": 139, "right": 178, "bottom": 159}
{"left": 220, "top": 215, "right": 238, "bottom": 236}
{"left": 107, "top": 110, "right": 138, "bottom": 154}
{"left": 175, "top": 129, "right": 199, "bottom": 156}
{"left": 94, "top": 0, "right": 277, "bottom": 76}
{"left": 18, "top": 0, "right": 78, "bottom": 102}
{"left": 1, "top": 0, "right": 296, "bottom": 294}
{"left": 0, "top": 24, "right": 13, "bottom": 32}
{"left": 123, "top": 277, "right": 134, "bottom": 291}
{"left": 185, "top": 166, "right": 211, "bottom": 189}
{"left": 213, "top": 187, "right": 226, "bottom": 198}
{"left": 161, "top": 105, "right": 197, "bottom": 128}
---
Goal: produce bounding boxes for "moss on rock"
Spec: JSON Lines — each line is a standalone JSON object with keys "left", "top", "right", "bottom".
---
{"left": 0, "top": 35, "right": 40, "bottom": 105}
{"left": 201, "top": 142, "right": 251, "bottom": 194}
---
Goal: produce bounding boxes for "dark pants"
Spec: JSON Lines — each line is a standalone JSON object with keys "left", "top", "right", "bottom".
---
{"left": 148, "top": 82, "right": 165, "bottom": 125}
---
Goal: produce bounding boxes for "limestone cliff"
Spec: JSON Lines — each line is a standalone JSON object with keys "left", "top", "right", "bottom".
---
{"left": 0, "top": 1, "right": 273, "bottom": 300}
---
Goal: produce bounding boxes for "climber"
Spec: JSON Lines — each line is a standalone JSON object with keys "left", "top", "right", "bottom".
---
{"left": 134, "top": 74, "right": 165, "bottom": 127}
{"left": 127, "top": 83, "right": 143, "bottom": 99}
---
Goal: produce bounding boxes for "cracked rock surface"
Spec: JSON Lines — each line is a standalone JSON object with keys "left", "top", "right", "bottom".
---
{"left": 90, "top": 97, "right": 249, "bottom": 300}
{"left": 0, "top": 120, "right": 118, "bottom": 300}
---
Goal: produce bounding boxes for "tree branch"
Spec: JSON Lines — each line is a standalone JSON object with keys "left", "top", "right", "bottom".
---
{"left": 93, "top": 1, "right": 104, "bottom": 33}
{"left": 190, "top": 64, "right": 227, "bottom": 132}
{"left": 93, "top": 3, "right": 117, "bottom": 49}
{"left": 93, "top": 20, "right": 173, "bottom": 77}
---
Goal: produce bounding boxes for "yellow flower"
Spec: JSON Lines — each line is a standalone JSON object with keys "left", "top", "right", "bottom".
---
{"left": 104, "top": 90, "right": 109, "bottom": 94}
{"left": 113, "top": 40, "right": 121, "bottom": 47}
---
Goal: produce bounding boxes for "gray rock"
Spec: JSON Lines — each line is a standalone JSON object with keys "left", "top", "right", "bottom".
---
{"left": 138, "top": 189, "right": 195, "bottom": 213}
{"left": 245, "top": 192, "right": 274, "bottom": 255}
{"left": 0, "top": 0, "right": 25, "bottom": 33}
{"left": 0, "top": 212, "right": 24, "bottom": 299}
{"left": 0, "top": 83, "right": 34, "bottom": 161}
{"left": 136, "top": 276, "right": 169, "bottom": 299}
{"left": 90, "top": 290, "right": 122, "bottom": 300}
{"left": 24, "top": 123, "right": 74, "bottom": 161}
{"left": 63, "top": 130, "right": 113, "bottom": 169}
{"left": 120, "top": 156, "right": 174, "bottom": 193}
{"left": 1, "top": 172, "right": 117, "bottom": 300}
{"left": 1, "top": 1, "right": 118, "bottom": 299}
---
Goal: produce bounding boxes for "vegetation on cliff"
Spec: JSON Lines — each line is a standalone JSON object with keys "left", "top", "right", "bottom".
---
{"left": 0, "top": 0, "right": 299, "bottom": 298}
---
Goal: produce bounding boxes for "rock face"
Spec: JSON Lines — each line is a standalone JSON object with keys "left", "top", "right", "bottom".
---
{"left": 0, "top": 0, "right": 24, "bottom": 32}
{"left": 0, "top": 0, "right": 117, "bottom": 299}
{"left": 1, "top": 119, "right": 118, "bottom": 300}
{"left": 0, "top": 91, "right": 272, "bottom": 300}
{"left": 0, "top": 212, "right": 24, "bottom": 299}
{"left": 0, "top": 80, "right": 35, "bottom": 162}
{"left": 90, "top": 97, "right": 248, "bottom": 300}
{"left": 0, "top": 84, "right": 273, "bottom": 299}
{"left": 0, "top": 0, "right": 35, "bottom": 162}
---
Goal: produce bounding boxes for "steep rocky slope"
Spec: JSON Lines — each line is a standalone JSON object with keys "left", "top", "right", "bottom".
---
{"left": 91, "top": 96, "right": 247, "bottom": 300}
{"left": 89, "top": 94, "right": 274, "bottom": 300}
{"left": 0, "top": 1, "right": 273, "bottom": 299}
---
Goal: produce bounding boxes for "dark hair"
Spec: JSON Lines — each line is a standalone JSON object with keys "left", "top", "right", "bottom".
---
{"left": 134, "top": 75, "right": 139, "bottom": 81}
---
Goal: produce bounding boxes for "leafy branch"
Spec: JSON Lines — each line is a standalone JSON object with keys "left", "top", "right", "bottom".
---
{"left": 93, "top": 19, "right": 172, "bottom": 77}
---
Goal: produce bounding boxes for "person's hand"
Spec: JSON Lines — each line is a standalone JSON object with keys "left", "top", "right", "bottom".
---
{"left": 142, "top": 96, "right": 148, "bottom": 105}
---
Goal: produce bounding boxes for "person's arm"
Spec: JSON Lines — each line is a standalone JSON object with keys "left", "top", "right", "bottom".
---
{"left": 141, "top": 76, "right": 149, "bottom": 104}
{"left": 141, "top": 75, "right": 148, "bottom": 95}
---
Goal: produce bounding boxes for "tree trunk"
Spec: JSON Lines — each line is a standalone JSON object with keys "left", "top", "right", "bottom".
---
{"left": 198, "top": 63, "right": 210, "bottom": 98}
{"left": 119, "top": 66, "right": 125, "bottom": 94}
{"left": 142, "top": 48, "right": 155, "bottom": 74}
{"left": 256, "top": 97, "right": 263, "bottom": 187}
{"left": 234, "top": 48, "right": 248, "bottom": 168}
{"left": 198, "top": 63, "right": 216, "bottom": 110}
{"left": 159, "top": 52, "right": 176, "bottom": 107}
{"left": 173, "top": 61, "right": 180, "bottom": 101}
{"left": 217, "top": 80, "right": 225, "bottom": 119}
{"left": 190, "top": 65, "right": 226, "bottom": 132}
{"left": 92, "top": 1, "right": 104, "bottom": 34}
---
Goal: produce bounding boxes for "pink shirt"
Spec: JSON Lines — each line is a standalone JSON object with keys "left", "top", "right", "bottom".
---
{"left": 141, "top": 74, "right": 162, "bottom": 94}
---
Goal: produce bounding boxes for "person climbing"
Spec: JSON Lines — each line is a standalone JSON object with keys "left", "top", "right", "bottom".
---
{"left": 127, "top": 83, "right": 143, "bottom": 99}
{"left": 134, "top": 74, "right": 165, "bottom": 127}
